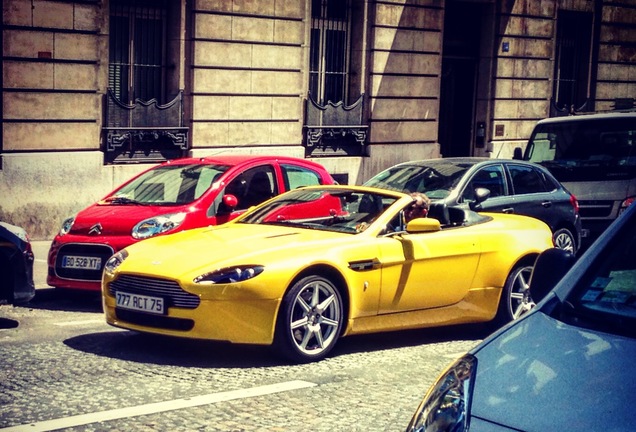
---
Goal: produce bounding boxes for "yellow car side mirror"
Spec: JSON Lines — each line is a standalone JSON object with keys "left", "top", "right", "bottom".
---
{"left": 406, "top": 218, "right": 441, "bottom": 233}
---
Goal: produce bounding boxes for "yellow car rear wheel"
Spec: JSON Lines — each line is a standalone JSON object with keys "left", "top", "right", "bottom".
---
{"left": 495, "top": 261, "right": 535, "bottom": 325}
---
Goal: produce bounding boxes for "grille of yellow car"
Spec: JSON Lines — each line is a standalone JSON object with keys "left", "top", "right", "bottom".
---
{"left": 109, "top": 275, "right": 200, "bottom": 309}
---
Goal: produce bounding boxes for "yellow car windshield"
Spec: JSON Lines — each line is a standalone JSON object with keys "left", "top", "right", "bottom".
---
{"left": 240, "top": 188, "right": 398, "bottom": 234}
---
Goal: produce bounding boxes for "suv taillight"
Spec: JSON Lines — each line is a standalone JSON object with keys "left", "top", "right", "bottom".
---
{"left": 570, "top": 194, "right": 580, "bottom": 214}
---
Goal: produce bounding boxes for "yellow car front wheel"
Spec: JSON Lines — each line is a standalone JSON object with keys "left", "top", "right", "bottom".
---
{"left": 274, "top": 275, "right": 344, "bottom": 363}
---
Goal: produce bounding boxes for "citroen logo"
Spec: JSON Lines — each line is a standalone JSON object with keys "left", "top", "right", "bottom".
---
{"left": 88, "top": 223, "right": 103, "bottom": 235}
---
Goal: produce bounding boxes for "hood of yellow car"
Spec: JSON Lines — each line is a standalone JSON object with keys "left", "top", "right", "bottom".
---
{"left": 117, "top": 222, "right": 349, "bottom": 279}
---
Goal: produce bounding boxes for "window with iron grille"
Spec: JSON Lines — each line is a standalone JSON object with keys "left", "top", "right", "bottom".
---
{"left": 552, "top": 10, "right": 593, "bottom": 114}
{"left": 305, "top": 0, "right": 367, "bottom": 157}
{"left": 109, "top": 0, "right": 168, "bottom": 104}
{"left": 309, "top": 0, "right": 352, "bottom": 105}
{"left": 104, "top": 0, "right": 187, "bottom": 164}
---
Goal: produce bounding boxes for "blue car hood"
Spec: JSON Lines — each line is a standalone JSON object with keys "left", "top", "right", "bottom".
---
{"left": 470, "top": 311, "right": 636, "bottom": 431}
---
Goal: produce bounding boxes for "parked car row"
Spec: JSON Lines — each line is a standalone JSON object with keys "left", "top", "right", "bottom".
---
{"left": 47, "top": 154, "right": 585, "bottom": 296}
{"left": 8, "top": 152, "right": 605, "bottom": 343}
{"left": 6, "top": 145, "right": 634, "bottom": 428}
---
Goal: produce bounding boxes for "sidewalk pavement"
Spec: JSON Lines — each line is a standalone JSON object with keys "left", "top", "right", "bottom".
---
{"left": 32, "top": 240, "right": 53, "bottom": 289}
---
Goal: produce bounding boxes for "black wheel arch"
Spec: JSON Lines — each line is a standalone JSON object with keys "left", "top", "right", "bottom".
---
{"left": 552, "top": 223, "right": 580, "bottom": 249}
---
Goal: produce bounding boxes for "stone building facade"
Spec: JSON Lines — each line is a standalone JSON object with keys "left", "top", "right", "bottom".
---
{"left": 2, "top": 0, "right": 635, "bottom": 238}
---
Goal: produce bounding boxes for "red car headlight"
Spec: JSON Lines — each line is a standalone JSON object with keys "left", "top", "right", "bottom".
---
{"left": 132, "top": 212, "right": 186, "bottom": 240}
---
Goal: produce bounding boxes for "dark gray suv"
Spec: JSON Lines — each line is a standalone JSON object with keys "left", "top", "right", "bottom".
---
{"left": 364, "top": 157, "right": 582, "bottom": 254}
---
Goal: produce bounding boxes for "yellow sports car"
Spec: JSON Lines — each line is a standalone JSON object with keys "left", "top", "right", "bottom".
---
{"left": 102, "top": 185, "right": 554, "bottom": 363}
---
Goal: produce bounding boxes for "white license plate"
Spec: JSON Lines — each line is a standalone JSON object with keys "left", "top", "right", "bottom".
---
{"left": 116, "top": 291, "right": 165, "bottom": 315}
{"left": 62, "top": 255, "right": 102, "bottom": 270}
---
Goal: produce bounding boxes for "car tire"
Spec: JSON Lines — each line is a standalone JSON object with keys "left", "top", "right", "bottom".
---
{"left": 494, "top": 262, "right": 535, "bottom": 325}
{"left": 553, "top": 228, "right": 577, "bottom": 255}
{"left": 274, "top": 275, "right": 344, "bottom": 363}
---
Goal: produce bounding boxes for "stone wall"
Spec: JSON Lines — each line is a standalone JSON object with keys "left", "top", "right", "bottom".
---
{"left": 596, "top": 2, "right": 636, "bottom": 111}
{"left": 189, "top": 0, "right": 305, "bottom": 149}
{"left": 2, "top": 0, "right": 107, "bottom": 238}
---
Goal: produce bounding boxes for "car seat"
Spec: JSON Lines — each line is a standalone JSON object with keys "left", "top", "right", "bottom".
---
{"left": 427, "top": 202, "right": 450, "bottom": 225}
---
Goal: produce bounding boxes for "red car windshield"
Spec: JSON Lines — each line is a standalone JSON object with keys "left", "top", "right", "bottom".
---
{"left": 106, "top": 164, "right": 229, "bottom": 205}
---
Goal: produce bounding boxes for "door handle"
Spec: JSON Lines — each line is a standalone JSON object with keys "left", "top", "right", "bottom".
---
{"left": 541, "top": 201, "right": 552, "bottom": 208}
{"left": 502, "top": 207, "right": 514, "bottom": 214}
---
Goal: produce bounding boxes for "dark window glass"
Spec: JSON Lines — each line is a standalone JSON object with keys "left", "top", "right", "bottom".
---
{"left": 226, "top": 167, "right": 277, "bottom": 211}
{"left": 526, "top": 118, "right": 636, "bottom": 182}
{"left": 109, "top": 0, "right": 167, "bottom": 104}
{"left": 568, "top": 218, "right": 636, "bottom": 329}
{"left": 309, "top": 0, "right": 351, "bottom": 104}
{"left": 509, "top": 165, "right": 550, "bottom": 195}
{"left": 553, "top": 10, "right": 593, "bottom": 111}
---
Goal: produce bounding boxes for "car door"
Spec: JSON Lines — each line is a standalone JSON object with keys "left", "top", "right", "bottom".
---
{"left": 506, "top": 163, "right": 559, "bottom": 229}
{"left": 376, "top": 227, "right": 481, "bottom": 314}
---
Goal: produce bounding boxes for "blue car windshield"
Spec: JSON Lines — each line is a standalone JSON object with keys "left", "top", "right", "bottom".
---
{"left": 568, "top": 218, "right": 636, "bottom": 330}
{"left": 105, "top": 164, "right": 229, "bottom": 205}
{"left": 239, "top": 188, "right": 398, "bottom": 234}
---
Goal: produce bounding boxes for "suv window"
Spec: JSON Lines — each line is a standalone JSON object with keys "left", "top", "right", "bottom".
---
{"left": 509, "top": 164, "right": 552, "bottom": 195}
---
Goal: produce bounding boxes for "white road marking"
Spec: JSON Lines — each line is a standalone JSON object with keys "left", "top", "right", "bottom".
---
{"left": 0, "top": 380, "right": 317, "bottom": 432}
{"left": 53, "top": 320, "right": 105, "bottom": 327}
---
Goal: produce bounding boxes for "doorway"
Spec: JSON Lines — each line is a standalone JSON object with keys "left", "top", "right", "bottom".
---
{"left": 439, "top": 1, "right": 488, "bottom": 157}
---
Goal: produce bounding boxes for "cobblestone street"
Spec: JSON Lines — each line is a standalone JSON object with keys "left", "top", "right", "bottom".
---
{"left": 0, "top": 241, "right": 487, "bottom": 431}
{"left": 0, "top": 291, "right": 484, "bottom": 431}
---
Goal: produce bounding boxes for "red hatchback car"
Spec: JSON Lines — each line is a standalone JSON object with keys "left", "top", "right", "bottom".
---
{"left": 47, "top": 155, "right": 335, "bottom": 291}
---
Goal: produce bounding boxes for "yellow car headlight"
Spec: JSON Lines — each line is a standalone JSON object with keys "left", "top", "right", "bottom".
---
{"left": 194, "top": 265, "right": 264, "bottom": 284}
{"left": 406, "top": 354, "right": 476, "bottom": 432}
{"left": 103, "top": 250, "right": 129, "bottom": 276}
